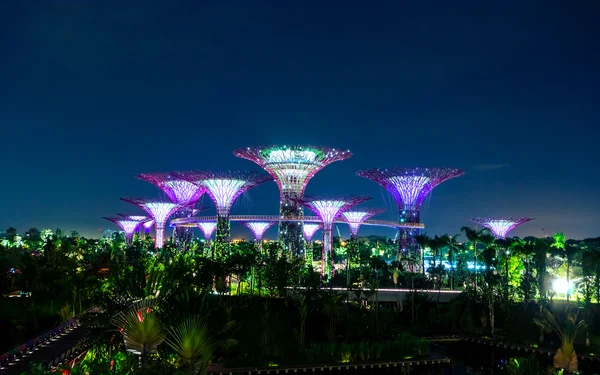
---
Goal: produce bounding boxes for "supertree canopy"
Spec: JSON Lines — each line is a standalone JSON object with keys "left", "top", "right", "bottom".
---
{"left": 182, "top": 171, "right": 271, "bottom": 256}
{"left": 302, "top": 223, "right": 322, "bottom": 242}
{"left": 103, "top": 217, "right": 142, "bottom": 244}
{"left": 121, "top": 197, "right": 181, "bottom": 248}
{"left": 142, "top": 219, "right": 155, "bottom": 233}
{"left": 243, "top": 222, "right": 275, "bottom": 252}
{"left": 117, "top": 213, "right": 151, "bottom": 235}
{"left": 301, "top": 195, "right": 371, "bottom": 279}
{"left": 233, "top": 145, "right": 352, "bottom": 256}
{"left": 196, "top": 222, "right": 217, "bottom": 241}
{"left": 357, "top": 167, "right": 463, "bottom": 261}
{"left": 469, "top": 217, "right": 534, "bottom": 238}
{"left": 342, "top": 208, "right": 384, "bottom": 239}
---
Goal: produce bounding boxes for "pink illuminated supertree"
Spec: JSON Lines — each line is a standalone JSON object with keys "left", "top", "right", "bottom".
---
{"left": 142, "top": 219, "right": 155, "bottom": 234}
{"left": 233, "top": 146, "right": 352, "bottom": 256}
{"left": 182, "top": 171, "right": 271, "bottom": 257}
{"left": 243, "top": 222, "right": 275, "bottom": 252}
{"left": 121, "top": 198, "right": 181, "bottom": 248}
{"left": 302, "top": 223, "right": 322, "bottom": 267}
{"left": 138, "top": 172, "right": 206, "bottom": 249}
{"left": 301, "top": 195, "right": 371, "bottom": 279}
{"left": 117, "top": 213, "right": 151, "bottom": 236}
{"left": 469, "top": 217, "right": 534, "bottom": 238}
{"left": 103, "top": 217, "right": 142, "bottom": 244}
{"left": 195, "top": 222, "right": 217, "bottom": 257}
{"left": 357, "top": 167, "right": 464, "bottom": 261}
{"left": 342, "top": 208, "right": 384, "bottom": 240}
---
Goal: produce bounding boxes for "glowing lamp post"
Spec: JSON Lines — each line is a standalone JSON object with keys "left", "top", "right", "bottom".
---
{"left": 234, "top": 146, "right": 352, "bottom": 256}
{"left": 301, "top": 196, "right": 370, "bottom": 279}
{"left": 121, "top": 198, "right": 181, "bottom": 248}
{"left": 357, "top": 167, "right": 463, "bottom": 262}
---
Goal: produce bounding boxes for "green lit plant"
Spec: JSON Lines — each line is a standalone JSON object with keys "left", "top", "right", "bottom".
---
{"left": 165, "top": 317, "right": 214, "bottom": 375}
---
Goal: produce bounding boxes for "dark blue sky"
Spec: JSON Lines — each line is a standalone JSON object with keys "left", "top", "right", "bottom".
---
{"left": 1, "top": 1, "right": 598, "bottom": 240}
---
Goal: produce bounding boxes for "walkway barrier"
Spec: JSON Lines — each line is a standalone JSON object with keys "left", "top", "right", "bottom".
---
{"left": 0, "top": 307, "right": 99, "bottom": 371}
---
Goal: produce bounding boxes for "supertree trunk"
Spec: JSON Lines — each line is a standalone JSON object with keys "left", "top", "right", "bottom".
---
{"left": 155, "top": 225, "right": 165, "bottom": 249}
{"left": 322, "top": 225, "right": 334, "bottom": 280}
{"left": 279, "top": 194, "right": 305, "bottom": 256}
{"left": 215, "top": 214, "right": 230, "bottom": 259}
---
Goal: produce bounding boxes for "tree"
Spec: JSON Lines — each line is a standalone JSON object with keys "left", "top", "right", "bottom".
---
{"left": 165, "top": 317, "right": 213, "bottom": 375}
{"left": 551, "top": 233, "right": 578, "bottom": 303}
{"left": 460, "top": 226, "right": 490, "bottom": 289}
{"left": 441, "top": 234, "right": 462, "bottom": 290}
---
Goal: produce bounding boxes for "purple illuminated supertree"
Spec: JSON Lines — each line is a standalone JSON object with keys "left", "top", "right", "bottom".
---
{"left": 302, "top": 223, "right": 322, "bottom": 267}
{"left": 142, "top": 219, "right": 155, "bottom": 234}
{"left": 469, "top": 217, "right": 534, "bottom": 238}
{"left": 138, "top": 172, "right": 206, "bottom": 249}
{"left": 182, "top": 171, "right": 271, "bottom": 257}
{"left": 233, "top": 146, "right": 352, "bottom": 256}
{"left": 243, "top": 222, "right": 275, "bottom": 252}
{"left": 195, "top": 222, "right": 217, "bottom": 257}
{"left": 117, "top": 213, "right": 151, "bottom": 236}
{"left": 342, "top": 208, "right": 384, "bottom": 240}
{"left": 121, "top": 198, "right": 181, "bottom": 248}
{"left": 301, "top": 195, "right": 371, "bottom": 279}
{"left": 357, "top": 167, "right": 464, "bottom": 261}
{"left": 103, "top": 217, "right": 142, "bottom": 244}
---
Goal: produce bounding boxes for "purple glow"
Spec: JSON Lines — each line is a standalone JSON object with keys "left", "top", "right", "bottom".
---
{"left": 307, "top": 200, "right": 347, "bottom": 226}
{"left": 342, "top": 209, "right": 383, "bottom": 237}
{"left": 357, "top": 167, "right": 464, "bottom": 214}
{"left": 196, "top": 222, "right": 217, "bottom": 241}
{"left": 103, "top": 217, "right": 141, "bottom": 244}
{"left": 203, "top": 179, "right": 246, "bottom": 215}
{"left": 243, "top": 222, "right": 275, "bottom": 242}
{"left": 137, "top": 173, "right": 205, "bottom": 206}
{"left": 121, "top": 198, "right": 181, "bottom": 248}
{"left": 302, "top": 223, "right": 322, "bottom": 242}
{"left": 143, "top": 220, "right": 155, "bottom": 229}
{"left": 469, "top": 217, "right": 534, "bottom": 238}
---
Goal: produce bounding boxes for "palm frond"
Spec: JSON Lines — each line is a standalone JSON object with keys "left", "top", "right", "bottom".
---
{"left": 165, "top": 317, "right": 214, "bottom": 375}
{"left": 113, "top": 307, "right": 166, "bottom": 356}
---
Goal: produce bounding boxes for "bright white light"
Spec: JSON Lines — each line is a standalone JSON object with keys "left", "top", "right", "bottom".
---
{"left": 309, "top": 200, "right": 346, "bottom": 226}
{"left": 143, "top": 202, "right": 180, "bottom": 227}
{"left": 143, "top": 220, "right": 155, "bottom": 229}
{"left": 552, "top": 278, "right": 573, "bottom": 294}
{"left": 115, "top": 220, "right": 140, "bottom": 235}
{"left": 197, "top": 222, "right": 217, "bottom": 240}
{"left": 203, "top": 179, "right": 246, "bottom": 215}
{"left": 268, "top": 149, "right": 318, "bottom": 163}
{"left": 127, "top": 215, "right": 148, "bottom": 222}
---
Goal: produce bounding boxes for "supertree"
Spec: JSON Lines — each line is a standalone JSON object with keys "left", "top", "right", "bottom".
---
{"left": 103, "top": 217, "right": 142, "bottom": 244}
{"left": 301, "top": 195, "right": 371, "bottom": 279}
{"left": 342, "top": 208, "right": 384, "bottom": 240}
{"left": 121, "top": 198, "right": 181, "bottom": 248}
{"left": 196, "top": 222, "right": 217, "bottom": 257}
{"left": 469, "top": 217, "right": 534, "bottom": 238}
{"left": 142, "top": 219, "right": 155, "bottom": 235}
{"left": 302, "top": 223, "right": 322, "bottom": 267}
{"left": 243, "top": 222, "right": 275, "bottom": 252}
{"left": 117, "top": 213, "right": 151, "bottom": 235}
{"left": 138, "top": 172, "right": 206, "bottom": 250}
{"left": 183, "top": 171, "right": 271, "bottom": 258}
{"left": 357, "top": 167, "right": 464, "bottom": 262}
{"left": 233, "top": 145, "right": 352, "bottom": 256}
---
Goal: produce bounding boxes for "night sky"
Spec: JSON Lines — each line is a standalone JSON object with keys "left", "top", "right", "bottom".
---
{"left": 1, "top": 1, "right": 598, "bottom": 240}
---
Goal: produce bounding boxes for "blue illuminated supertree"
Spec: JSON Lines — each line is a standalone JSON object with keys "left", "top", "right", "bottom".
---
{"left": 301, "top": 195, "right": 371, "bottom": 279}
{"left": 138, "top": 172, "right": 206, "bottom": 250}
{"left": 469, "top": 217, "right": 534, "bottom": 238}
{"left": 357, "top": 167, "right": 464, "bottom": 262}
{"left": 342, "top": 208, "right": 384, "bottom": 240}
{"left": 121, "top": 197, "right": 181, "bottom": 248}
{"left": 182, "top": 171, "right": 271, "bottom": 257}
{"left": 243, "top": 222, "right": 275, "bottom": 252}
{"left": 103, "top": 217, "right": 142, "bottom": 244}
{"left": 234, "top": 146, "right": 352, "bottom": 256}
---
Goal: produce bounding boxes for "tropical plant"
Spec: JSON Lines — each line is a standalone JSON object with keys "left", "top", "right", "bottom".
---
{"left": 534, "top": 308, "right": 586, "bottom": 372}
{"left": 460, "top": 226, "right": 490, "bottom": 289}
{"left": 165, "top": 317, "right": 214, "bottom": 375}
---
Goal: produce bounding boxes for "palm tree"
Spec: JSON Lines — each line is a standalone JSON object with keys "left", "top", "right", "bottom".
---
{"left": 460, "top": 226, "right": 490, "bottom": 289}
{"left": 534, "top": 308, "right": 586, "bottom": 372}
{"left": 113, "top": 302, "right": 166, "bottom": 368}
{"left": 415, "top": 233, "right": 430, "bottom": 274}
{"left": 441, "top": 234, "right": 462, "bottom": 290}
{"left": 165, "top": 317, "right": 214, "bottom": 375}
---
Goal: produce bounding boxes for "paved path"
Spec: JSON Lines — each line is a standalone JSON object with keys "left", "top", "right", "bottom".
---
{"left": 1, "top": 325, "right": 91, "bottom": 375}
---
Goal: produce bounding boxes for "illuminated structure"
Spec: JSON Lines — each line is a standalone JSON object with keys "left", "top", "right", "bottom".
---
{"left": 183, "top": 171, "right": 271, "bottom": 253}
{"left": 243, "top": 222, "right": 275, "bottom": 252}
{"left": 117, "top": 214, "right": 150, "bottom": 235}
{"left": 357, "top": 167, "right": 464, "bottom": 260}
{"left": 103, "top": 217, "right": 142, "bottom": 244}
{"left": 138, "top": 172, "right": 206, "bottom": 249}
{"left": 142, "top": 219, "right": 155, "bottom": 234}
{"left": 342, "top": 208, "right": 384, "bottom": 240}
{"left": 233, "top": 146, "right": 352, "bottom": 256}
{"left": 469, "top": 217, "right": 534, "bottom": 238}
{"left": 197, "top": 222, "right": 217, "bottom": 242}
{"left": 301, "top": 196, "right": 371, "bottom": 278}
{"left": 302, "top": 223, "right": 322, "bottom": 266}
{"left": 121, "top": 198, "right": 181, "bottom": 248}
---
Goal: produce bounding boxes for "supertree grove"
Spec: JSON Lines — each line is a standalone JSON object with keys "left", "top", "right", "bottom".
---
{"left": 469, "top": 217, "right": 534, "bottom": 238}
{"left": 301, "top": 195, "right": 371, "bottom": 279}
{"left": 182, "top": 171, "right": 271, "bottom": 257}
{"left": 120, "top": 198, "right": 181, "bottom": 248}
{"left": 233, "top": 146, "right": 352, "bottom": 256}
{"left": 138, "top": 172, "right": 206, "bottom": 250}
{"left": 103, "top": 217, "right": 142, "bottom": 244}
{"left": 243, "top": 221, "right": 275, "bottom": 252}
{"left": 357, "top": 167, "right": 463, "bottom": 261}
{"left": 342, "top": 208, "right": 384, "bottom": 240}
